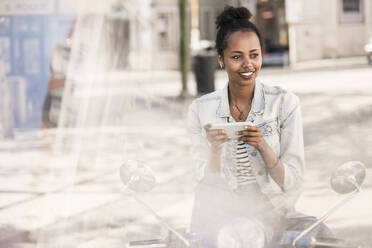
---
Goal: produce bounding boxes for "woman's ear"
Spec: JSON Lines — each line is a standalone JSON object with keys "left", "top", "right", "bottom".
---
{"left": 218, "top": 55, "right": 224, "bottom": 69}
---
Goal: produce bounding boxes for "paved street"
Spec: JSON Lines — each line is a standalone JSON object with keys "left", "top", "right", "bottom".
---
{"left": 1, "top": 59, "right": 372, "bottom": 248}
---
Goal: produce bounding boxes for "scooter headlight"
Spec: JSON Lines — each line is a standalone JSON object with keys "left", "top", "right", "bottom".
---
{"left": 217, "top": 217, "right": 266, "bottom": 248}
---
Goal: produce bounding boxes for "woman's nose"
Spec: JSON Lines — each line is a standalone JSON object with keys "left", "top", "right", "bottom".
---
{"left": 242, "top": 57, "right": 253, "bottom": 69}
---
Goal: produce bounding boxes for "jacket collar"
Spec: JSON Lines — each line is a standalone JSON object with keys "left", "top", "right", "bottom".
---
{"left": 216, "top": 80, "right": 265, "bottom": 118}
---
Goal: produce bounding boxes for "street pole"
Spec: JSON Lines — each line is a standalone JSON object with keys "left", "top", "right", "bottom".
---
{"left": 179, "top": 0, "right": 190, "bottom": 98}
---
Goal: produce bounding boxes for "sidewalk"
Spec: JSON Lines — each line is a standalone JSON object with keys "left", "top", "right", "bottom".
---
{"left": 288, "top": 55, "right": 369, "bottom": 72}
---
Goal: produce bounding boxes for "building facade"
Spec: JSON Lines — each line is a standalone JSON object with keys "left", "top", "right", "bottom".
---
{"left": 286, "top": 0, "right": 372, "bottom": 62}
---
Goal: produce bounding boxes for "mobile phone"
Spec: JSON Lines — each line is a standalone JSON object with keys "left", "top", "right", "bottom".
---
{"left": 209, "top": 122, "right": 249, "bottom": 140}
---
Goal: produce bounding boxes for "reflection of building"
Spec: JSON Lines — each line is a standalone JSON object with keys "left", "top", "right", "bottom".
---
{"left": 285, "top": 0, "right": 372, "bottom": 62}
{"left": 256, "top": 0, "right": 288, "bottom": 52}
{"left": 198, "top": 0, "right": 227, "bottom": 41}
{"left": 60, "top": 0, "right": 372, "bottom": 69}
{"left": 0, "top": 1, "right": 75, "bottom": 127}
{"left": 151, "top": 1, "right": 180, "bottom": 70}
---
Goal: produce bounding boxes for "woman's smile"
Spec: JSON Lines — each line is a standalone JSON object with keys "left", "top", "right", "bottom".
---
{"left": 239, "top": 70, "right": 255, "bottom": 80}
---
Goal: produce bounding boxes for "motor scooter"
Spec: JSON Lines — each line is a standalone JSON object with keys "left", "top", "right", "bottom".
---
{"left": 365, "top": 37, "right": 372, "bottom": 65}
{"left": 120, "top": 160, "right": 366, "bottom": 248}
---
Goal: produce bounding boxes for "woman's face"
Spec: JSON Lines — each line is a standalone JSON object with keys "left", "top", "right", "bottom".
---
{"left": 219, "top": 31, "right": 262, "bottom": 87}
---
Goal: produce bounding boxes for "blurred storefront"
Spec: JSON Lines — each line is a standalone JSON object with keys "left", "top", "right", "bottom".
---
{"left": 255, "top": 0, "right": 289, "bottom": 66}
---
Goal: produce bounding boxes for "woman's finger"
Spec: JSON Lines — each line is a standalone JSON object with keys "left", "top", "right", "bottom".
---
{"left": 237, "top": 131, "right": 262, "bottom": 138}
{"left": 208, "top": 133, "right": 228, "bottom": 141}
{"left": 245, "top": 126, "right": 259, "bottom": 131}
{"left": 239, "top": 137, "right": 259, "bottom": 146}
{"left": 207, "top": 129, "right": 226, "bottom": 138}
{"left": 207, "top": 131, "right": 228, "bottom": 142}
{"left": 203, "top": 124, "right": 212, "bottom": 130}
{"left": 239, "top": 136, "right": 254, "bottom": 142}
{"left": 213, "top": 134, "right": 229, "bottom": 141}
{"left": 237, "top": 126, "right": 260, "bottom": 134}
{"left": 245, "top": 131, "right": 262, "bottom": 137}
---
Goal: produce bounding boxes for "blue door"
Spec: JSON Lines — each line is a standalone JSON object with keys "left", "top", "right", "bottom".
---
{"left": 0, "top": 14, "right": 73, "bottom": 128}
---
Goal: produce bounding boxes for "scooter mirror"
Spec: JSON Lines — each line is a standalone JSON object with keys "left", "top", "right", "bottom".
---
{"left": 330, "top": 161, "right": 366, "bottom": 194}
{"left": 120, "top": 160, "right": 156, "bottom": 193}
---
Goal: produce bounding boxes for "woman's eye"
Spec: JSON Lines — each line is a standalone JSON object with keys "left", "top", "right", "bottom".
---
{"left": 232, "top": 55, "right": 240, "bottom": 59}
{"left": 250, "top": 54, "right": 259, "bottom": 58}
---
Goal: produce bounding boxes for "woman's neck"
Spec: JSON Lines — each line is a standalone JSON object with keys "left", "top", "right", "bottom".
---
{"left": 228, "top": 82, "right": 255, "bottom": 105}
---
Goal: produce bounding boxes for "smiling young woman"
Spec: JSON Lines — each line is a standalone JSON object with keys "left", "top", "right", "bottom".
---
{"left": 221, "top": 30, "right": 262, "bottom": 121}
{"left": 187, "top": 5, "right": 305, "bottom": 247}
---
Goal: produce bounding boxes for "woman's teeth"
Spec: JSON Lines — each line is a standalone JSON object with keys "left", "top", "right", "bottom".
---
{"left": 241, "top": 72, "right": 253, "bottom": 76}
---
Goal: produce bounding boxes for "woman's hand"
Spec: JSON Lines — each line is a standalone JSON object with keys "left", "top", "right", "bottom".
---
{"left": 204, "top": 124, "right": 229, "bottom": 152}
{"left": 237, "top": 126, "right": 267, "bottom": 151}
{"left": 238, "top": 126, "right": 284, "bottom": 187}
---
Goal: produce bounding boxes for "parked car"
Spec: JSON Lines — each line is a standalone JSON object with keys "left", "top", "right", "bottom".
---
{"left": 365, "top": 37, "right": 372, "bottom": 65}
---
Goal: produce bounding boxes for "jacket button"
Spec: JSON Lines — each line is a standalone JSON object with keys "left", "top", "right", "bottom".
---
{"left": 258, "top": 170, "right": 264, "bottom": 176}
{"left": 251, "top": 151, "right": 257, "bottom": 157}
{"left": 266, "top": 125, "right": 272, "bottom": 133}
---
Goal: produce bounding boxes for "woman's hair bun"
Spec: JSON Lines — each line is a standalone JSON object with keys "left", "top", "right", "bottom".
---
{"left": 216, "top": 5, "right": 253, "bottom": 29}
{"left": 215, "top": 5, "right": 262, "bottom": 56}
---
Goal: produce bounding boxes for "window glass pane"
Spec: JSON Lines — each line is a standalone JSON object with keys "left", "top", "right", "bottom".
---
{"left": 343, "top": 0, "right": 360, "bottom": 12}
{"left": 157, "top": 13, "right": 173, "bottom": 49}
{"left": 340, "top": 0, "right": 363, "bottom": 23}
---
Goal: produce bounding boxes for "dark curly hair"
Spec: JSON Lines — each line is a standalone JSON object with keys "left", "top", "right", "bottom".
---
{"left": 215, "top": 5, "right": 263, "bottom": 58}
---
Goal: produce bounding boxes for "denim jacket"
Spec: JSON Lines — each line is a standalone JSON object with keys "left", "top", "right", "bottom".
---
{"left": 187, "top": 80, "right": 305, "bottom": 216}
